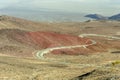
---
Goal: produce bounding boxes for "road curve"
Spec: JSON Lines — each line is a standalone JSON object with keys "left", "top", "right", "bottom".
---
{"left": 35, "top": 39, "right": 96, "bottom": 59}
{"left": 35, "top": 34, "right": 120, "bottom": 59}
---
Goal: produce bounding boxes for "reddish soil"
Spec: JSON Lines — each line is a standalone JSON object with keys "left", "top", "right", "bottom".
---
{"left": 0, "top": 29, "right": 113, "bottom": 56}
{"left": 11, "top": 30, "right": 106, "bottom": 55}
{"left": 0, "top": 29, "right": 120, "bottom": 56}
{"left": 0, "top": 15, "right": 119, "bottom": 56}
{"left": 27, "top": 32, "right": 92, "bottom": 47}
{"left": 12, "top": 31, "right": 92, "bottom": 47}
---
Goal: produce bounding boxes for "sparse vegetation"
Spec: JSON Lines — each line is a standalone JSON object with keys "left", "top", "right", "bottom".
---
{"left": 111, "top": 60, "right": 120, "bottom": 66}
{"left": 0, "top": 16, "right": 120, "bottom": 80}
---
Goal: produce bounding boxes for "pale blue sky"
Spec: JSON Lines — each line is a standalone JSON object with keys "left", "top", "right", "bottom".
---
{"left": 0, "top": 0, "right": 120, "bottom": 15}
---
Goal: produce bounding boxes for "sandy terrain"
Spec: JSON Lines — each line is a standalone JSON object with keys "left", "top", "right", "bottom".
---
{"left": 0, "top": 15, "right": 120, "bottom": 80}
{"left": 0, "top": 52, "right": 120, "bottom": 80}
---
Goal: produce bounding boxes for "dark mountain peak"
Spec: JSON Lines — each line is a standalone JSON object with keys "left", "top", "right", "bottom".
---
{"left": 109, "top": 13, "right": 120, "bottom": 20}
{"left": 85, "top": 14, "right": 108, "bottom": 20}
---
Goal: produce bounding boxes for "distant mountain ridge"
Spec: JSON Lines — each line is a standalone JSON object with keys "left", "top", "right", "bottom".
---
{"left": 109, "top": 14, "right": 120, "bottom": 20}
{"left": 85, "top": 13, "right": 120, "bottom": 20}
{"left": 0, "top": 7, "right": 90, "bottom": 22}
{"left": 85, "top": 14, "right": 108, "bottom": 20}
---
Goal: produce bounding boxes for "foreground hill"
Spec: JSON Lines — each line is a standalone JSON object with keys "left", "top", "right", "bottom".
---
{"left": 0, "top": 52, "right": 120, "bottom": 80}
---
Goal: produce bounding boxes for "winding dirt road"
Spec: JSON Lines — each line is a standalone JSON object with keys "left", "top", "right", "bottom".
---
{"left": 34, "top": 34, "right": 120, "bottom": 59}
{"left": 35, "top": 40, "right": 96, "bottom": 59}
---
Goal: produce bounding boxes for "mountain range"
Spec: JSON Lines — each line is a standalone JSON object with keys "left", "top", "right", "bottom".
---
{"left": 1, "top": 7, "right": 120, "bottom": 22}
{"left": 85, "top": 13, "right": 120, "bottom": 20}
{"left": 0, "top": 7, "right": 90, "bottom": 22}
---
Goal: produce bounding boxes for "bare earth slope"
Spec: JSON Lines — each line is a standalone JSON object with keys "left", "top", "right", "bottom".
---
{"left": 0, "top": 29, "right": 107, "bottom": 57}
{"left": 0, "top": 28, "right": 119, "bottom": 57}
{"left": 0, "top": 15, "right": 120, "bottom": 80}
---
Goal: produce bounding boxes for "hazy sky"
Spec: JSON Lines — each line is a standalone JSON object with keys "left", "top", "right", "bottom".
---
{"left": 0, "top": 0, "right": 120, "bottom": 15}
